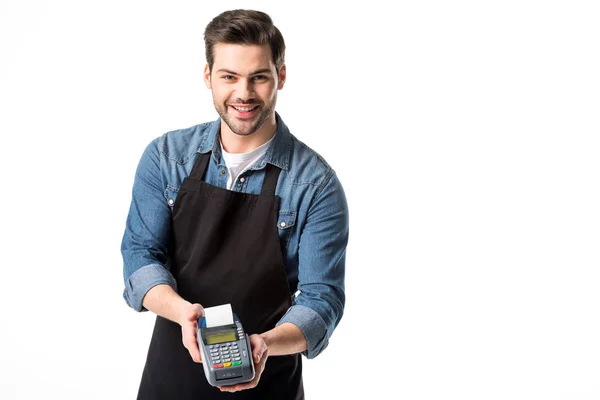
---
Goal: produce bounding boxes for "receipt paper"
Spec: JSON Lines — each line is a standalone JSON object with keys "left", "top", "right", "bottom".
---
{"left": 204, "top": 303, "right": 234, "bottom": 328}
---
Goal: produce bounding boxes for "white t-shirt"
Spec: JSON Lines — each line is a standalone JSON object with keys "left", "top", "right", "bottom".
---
{"left": 220, "top": 134, "right": 275, "bottom": 190}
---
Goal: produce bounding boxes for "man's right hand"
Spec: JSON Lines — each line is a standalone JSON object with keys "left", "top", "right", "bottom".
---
{"left": 179, "top": 303, "right": 205, "bottom": 363}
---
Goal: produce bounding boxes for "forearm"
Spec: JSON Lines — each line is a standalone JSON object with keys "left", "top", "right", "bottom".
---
{"left": 260, "top": 322, "right": 307, "bottom": 356}
{"left": 142, "top": 284, "right": 190, "bottom": 324}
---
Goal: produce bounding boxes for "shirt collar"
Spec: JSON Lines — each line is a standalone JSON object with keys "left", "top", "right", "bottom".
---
{"left": 197, "top": 112, "right": 291, "bottom": 171}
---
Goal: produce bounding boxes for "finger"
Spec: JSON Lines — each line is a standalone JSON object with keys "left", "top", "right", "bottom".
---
{"left": 187, "top": 303, "right": 204, "bottom": 322}
{"left": 219, "top": 385, "right": 237, "bottom": 393}
{"left": 190, "top": 337, "right": 202, "bottom": 363}
{"left": 250, "top": 336, "right": 267, "bottom": 363}
{"left": 219, "top": 383, "right": 248, "bottom": 392}
{"left": 185, "top": 345, "right": 202, "bottom": 363}
{"left": 182, "top": 326, "right": 202, "bottom": 363}
{"left": 183, "top": 338, "right": 202, "bottom": 363}
{"left": 188, "top": 341, "right": 202, "bottom": 363}
{"left": 253, "top": 342, "right": 267, "bottom": 364}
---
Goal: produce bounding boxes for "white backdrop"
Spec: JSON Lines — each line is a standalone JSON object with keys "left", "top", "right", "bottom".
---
{"left": 1, "top": 1, "right": 599, "bottom": 399}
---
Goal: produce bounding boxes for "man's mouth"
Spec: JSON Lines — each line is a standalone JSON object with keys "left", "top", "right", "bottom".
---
{"left": 229, "top": 104, "right": 260, "bottom": 118}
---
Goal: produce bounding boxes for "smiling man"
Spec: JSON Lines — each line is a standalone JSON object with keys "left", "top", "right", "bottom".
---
{"left": 209, "top": 44, "right": 281, "bottom": 140}
{"left": 121, "top": 9, "right": 349, "bottom": 399}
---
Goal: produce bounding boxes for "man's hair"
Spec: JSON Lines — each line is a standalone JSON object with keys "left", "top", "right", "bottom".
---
{"left": 204, "top": 9, "right": 286, "bottom": 73}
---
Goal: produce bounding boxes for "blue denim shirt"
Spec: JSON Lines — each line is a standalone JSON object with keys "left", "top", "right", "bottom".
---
{"left": 121, "top": 113, "right": 349, "bottom": 359}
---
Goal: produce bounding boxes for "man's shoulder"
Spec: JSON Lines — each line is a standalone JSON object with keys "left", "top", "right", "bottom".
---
{"left": 155, "top": 120, "right": 217, "bottom": 164}
{"left": 286, "top": 132, "right": 335, "bottom": 188}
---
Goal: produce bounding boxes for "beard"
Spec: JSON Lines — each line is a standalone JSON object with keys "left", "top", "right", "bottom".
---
{"left": 214, "top": 94, "right": 277, "bottom": 136}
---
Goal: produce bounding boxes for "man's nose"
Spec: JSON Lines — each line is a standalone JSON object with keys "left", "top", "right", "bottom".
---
{"left": 236, "top": 79, "right": 254, "bottom": 100}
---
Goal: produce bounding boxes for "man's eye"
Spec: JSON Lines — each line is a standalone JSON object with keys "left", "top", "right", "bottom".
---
{"left": 253, "top": 75, "right": 268, "bottom": 81}
{"left": 223, "top": 75, "right": 235, "bottom": 80}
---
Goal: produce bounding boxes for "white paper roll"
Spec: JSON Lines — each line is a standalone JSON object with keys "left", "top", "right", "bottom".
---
{"left": 204, "top": 303, "right": 234, "bottom": 328}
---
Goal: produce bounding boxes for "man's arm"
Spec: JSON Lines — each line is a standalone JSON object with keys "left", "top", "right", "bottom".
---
{"left": 142, "top": 284, "right": 205, "bottom": 363}
{"left": 142, "top": 284, "right": 190, "bottom": 324}
{"left": 260, "top": 322, "right": 307, "bottom": 356}
{"left": 121, "top": 137, "right": 177, "bottom": 311}
{"left": 270, "top": 170, "right": 349, "bottom": 358}
{"left": 121, "top": 139, "right": 207, "bottom": 363}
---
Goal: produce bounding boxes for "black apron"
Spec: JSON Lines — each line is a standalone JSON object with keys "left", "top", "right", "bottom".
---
{"left": 137, "top": 151, "right": 304, "bottom": 399}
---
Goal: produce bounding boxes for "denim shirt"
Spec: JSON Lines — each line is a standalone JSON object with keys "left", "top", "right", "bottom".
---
{"left": 121, "top": 113, "right": 349, "bottom": 359}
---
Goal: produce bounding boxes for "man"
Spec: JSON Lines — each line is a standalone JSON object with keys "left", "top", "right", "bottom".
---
{"left": 121, "top": 9, "right": 349, "bottom": 399}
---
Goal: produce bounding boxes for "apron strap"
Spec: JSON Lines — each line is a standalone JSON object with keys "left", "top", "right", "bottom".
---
{"left": 260, "top": 163, "right": 281, "bottom": 196}
{"left": 189, "top": 152, "right": 281, "bottom": 195}
{"left": 189, "top": 152, "right": 211, "bottom": 181}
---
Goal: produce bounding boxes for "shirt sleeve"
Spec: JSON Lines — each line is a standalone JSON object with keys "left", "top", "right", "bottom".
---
{"left": 121, "top": 137, "right": 177, "bottom": 311}
{"left": 277, "top": 170, "right": 349, "bottom": 359}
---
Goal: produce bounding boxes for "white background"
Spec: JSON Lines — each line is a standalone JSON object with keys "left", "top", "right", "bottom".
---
{"left": 1, "top": 1, "right": 599, "bottom": 399}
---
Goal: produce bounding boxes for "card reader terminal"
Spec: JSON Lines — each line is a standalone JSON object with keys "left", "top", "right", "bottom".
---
{"left": 197, "top": 313, "right": 255, "bottom": 387}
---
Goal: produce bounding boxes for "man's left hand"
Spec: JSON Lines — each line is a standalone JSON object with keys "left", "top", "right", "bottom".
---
{"left": 218, "top": 334, "right": 268, "bottom": 393}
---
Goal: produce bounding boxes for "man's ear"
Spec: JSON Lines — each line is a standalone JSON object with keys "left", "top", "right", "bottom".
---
{"left": 203, "top": 64, "right": 211, "bottom": 89}
{"left": 277, "top": 64, "right": 287, "bottom": 90}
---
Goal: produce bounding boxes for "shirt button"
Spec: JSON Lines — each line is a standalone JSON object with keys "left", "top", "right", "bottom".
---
{"left": 168, "top": 199, "right": 174, "bottom": 206}
{"left": 280, "top": 222, "right": 286, "bottom": 228}
{"left": 240, "top": 177, "right": 246, "bottom": 183}
{"left": 221, "top": 169, "right": 226, "bottom": 175}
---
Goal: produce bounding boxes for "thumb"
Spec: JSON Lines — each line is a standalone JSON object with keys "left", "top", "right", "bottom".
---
{"left": 187, "top": 303, "right": 204, "bottom": 322}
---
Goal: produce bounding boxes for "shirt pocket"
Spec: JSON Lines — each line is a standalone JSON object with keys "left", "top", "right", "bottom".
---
{"left": 277, "top": 211, "right": 297, "bottom": 253}
{"left": 164, "top": 185, "right": 179, "bottom": 210}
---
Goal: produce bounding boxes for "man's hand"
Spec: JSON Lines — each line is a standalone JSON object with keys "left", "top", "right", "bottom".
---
{"left": 179, "top": 303, "right": 204, "bottom": 363}
{"left": 218, "top": 334, "right": 269, "bottom": 393}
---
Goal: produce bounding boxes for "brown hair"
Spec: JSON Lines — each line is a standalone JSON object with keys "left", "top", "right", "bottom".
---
{"left": 204, "top": 9, "right": 286, "bottom": 73}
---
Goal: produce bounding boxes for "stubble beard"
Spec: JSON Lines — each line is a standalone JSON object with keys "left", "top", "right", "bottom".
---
{"left": 215, "top": 94, "right": 277, "bottom": 137}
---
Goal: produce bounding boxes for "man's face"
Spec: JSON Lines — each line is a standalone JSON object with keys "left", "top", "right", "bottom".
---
{"left": 204, "top": 43, "right": 286, "bottom": 136}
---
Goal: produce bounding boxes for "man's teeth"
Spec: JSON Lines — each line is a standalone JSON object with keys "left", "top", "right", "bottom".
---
{"left": 233, "top": 106, "right": 257, "bottom": 112}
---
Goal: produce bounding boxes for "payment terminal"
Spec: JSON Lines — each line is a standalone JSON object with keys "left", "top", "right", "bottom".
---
{"left": 197, "top": 312, "right": 255, "bottom": 387}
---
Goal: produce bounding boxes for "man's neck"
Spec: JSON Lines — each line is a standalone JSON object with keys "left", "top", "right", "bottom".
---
{"left": 220, "top": 116, "right": 277, "bottom": 154}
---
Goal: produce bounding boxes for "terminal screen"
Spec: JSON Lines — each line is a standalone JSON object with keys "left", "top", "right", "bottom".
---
{"left": 206, "top": 330, "right": 237, "bottom": 345}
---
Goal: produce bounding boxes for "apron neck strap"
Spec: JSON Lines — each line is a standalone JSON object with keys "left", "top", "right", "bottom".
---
{"left": 189, "top": 152, "right": 211, "bottom": 181}
{"left": 260, "top": 163, "right": 281, "bottom": 196}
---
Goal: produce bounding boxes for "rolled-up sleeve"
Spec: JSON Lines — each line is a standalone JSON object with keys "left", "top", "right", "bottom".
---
{"left": 278, "top": 171, "right": 349, "bottom": 359}
{"left": 121, "top": 137, "right": 176, "bottom": 311}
